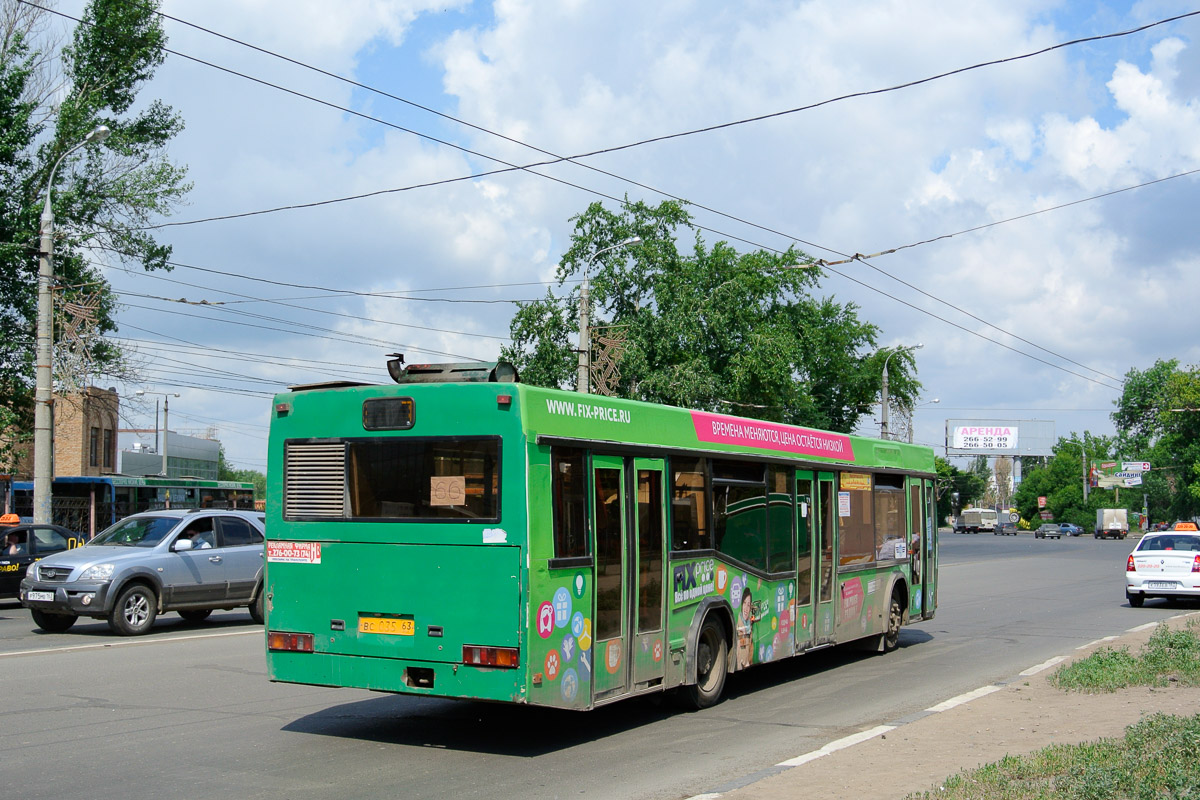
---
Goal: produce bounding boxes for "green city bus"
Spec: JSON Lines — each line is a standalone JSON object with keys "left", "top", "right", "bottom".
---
{"left": 264, "top": 361, "right": 938, "bottom": 710}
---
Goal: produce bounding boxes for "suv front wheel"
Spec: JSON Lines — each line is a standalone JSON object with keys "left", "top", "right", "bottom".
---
{"left": 109, "top": 584, "right": 158, "bottom": 636}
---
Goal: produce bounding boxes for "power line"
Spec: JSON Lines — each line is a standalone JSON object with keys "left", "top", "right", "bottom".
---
{"left": 23, "top": 0, "right": 1173, "bottom": 390}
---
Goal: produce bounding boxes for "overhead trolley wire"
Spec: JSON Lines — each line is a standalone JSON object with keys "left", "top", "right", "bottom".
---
{"left": 26, "top": 0, "right": 1187, "bottom": 389}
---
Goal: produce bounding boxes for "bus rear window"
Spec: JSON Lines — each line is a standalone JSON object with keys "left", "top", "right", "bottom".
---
{"left": 333, "top": 438, "right": 499, "bottom": 521}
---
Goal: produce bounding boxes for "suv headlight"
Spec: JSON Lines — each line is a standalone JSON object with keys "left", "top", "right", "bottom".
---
{"left": 79, "top": 563, "right": 116, "bottom": 581}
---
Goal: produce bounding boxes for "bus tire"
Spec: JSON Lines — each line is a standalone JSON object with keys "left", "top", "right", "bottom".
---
{"left": 883, "top": 592, "right": 903, "bottom": 653}
{"left": 31, "top": 609, "right": 78, "bottom": 633}
{"left": 108, "top": 583, "right": 158, "bottom": 636}
{"left": 682, "top": 617, "right": 728, "bottom": 709}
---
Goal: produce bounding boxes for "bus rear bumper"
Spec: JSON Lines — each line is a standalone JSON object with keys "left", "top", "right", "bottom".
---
{"left": 267, "top": 650, "right": 526, "bottom": 703}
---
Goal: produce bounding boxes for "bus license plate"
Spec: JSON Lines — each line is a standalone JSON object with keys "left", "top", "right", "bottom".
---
{"left": 1146, "top": 581, "right": 1177, "bottom": 589}
{"left": 27, "top": 591, "right": 54, "bottom": 602}
{"left": 359, "top": 616, "right": 414, "bottom": 636}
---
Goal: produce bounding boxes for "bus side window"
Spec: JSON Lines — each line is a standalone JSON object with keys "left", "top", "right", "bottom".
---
{"left": 551, "top": 448, "right": 588, "bottom": 558}
{"left": 670, "top": 457, "right": 710, "bottom": 552}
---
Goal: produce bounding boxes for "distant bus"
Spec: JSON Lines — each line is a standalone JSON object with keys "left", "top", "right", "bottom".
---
{"left": 264, "top": 362, "right": 939, "bottom": 710}
{"left": 11, "top": 475, "right": 255, "bottom": 537}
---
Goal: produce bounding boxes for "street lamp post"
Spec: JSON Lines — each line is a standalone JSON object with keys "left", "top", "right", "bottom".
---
{"left": 33, "top": 126, "right": 111, "bottom": 524}
{"left": 577, "top": 236, "right": 641, "bottom": 394}
{"left": 880, "top": 343, "right": 923, "bottom": 440}
{"left": 908, "top": 397, "right": 940, "bottom": 443}
{"left": 137, "top": 390, "right": 179, "bottom": 477}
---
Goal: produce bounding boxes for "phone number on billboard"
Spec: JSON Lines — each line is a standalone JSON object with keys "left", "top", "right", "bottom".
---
{"left": 955, "top": 435, "right": 1015, "bottom": 450}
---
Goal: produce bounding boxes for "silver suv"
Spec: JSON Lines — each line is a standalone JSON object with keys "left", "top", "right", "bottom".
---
{"left": 19, "top": 509, "right": 266, "bottom": 635}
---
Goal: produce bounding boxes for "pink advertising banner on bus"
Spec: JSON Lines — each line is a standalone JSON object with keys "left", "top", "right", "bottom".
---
{"left": 690, "top": 411, "right": 856, "bottom": 461}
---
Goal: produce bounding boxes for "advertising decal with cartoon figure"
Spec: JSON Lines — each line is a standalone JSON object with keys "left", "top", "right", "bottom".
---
{"left": 671, "top": 557, "right": 797, "bottom": 671}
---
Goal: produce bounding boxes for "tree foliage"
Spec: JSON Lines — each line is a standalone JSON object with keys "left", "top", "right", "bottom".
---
{"left": 1111, "top": 360, "right": 1200, "bottom": 522}
{"left": 1011, "top": 434, "right": 1115, "bottom": 529}
{"left": 0, "top": 0, "right": 189, "bottom": 437}
{"left": 502, "top": 200, "right": 920, "bottom": 432}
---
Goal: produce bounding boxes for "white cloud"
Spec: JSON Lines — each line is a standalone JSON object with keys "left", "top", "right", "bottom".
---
{"left": 40, "top": 0, "right": 1198, "bottom": 468}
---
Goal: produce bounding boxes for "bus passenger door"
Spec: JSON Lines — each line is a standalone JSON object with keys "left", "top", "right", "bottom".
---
{"left": 631, "top": 458, "right": 667, "bottom": 689}
{"left": 794, "top": 471, "right": 816, "bottom": 651}
{"left": 907, "top": 478, "right": 925, "bottom": 619}
{"left": 924, "top": 479, "right": 937, "bottom": 619}
{"left": 814, "top": 473, "right": 837, "bottom": 644}
{"left": 590, "top": 455, "right": 629, "bottom": 701}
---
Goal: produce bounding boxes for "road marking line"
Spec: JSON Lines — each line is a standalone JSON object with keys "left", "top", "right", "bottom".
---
{"left": 1127, "top": 622, "right": 1159, "bottom": 633}
{"left": 1020, "top": 656, "right": 1067, "bottom": 676}
{"left": 775, "top": 725, "right": 896, "bottom": 768}
{"left": 926, "top": 684, "right": 1002, "bottom": 712}
{"left": 0, "top": 628, "right": 260, "bottom": 659}
{"left": 1077, "top": 636, "right": 1118, "bottom": 650}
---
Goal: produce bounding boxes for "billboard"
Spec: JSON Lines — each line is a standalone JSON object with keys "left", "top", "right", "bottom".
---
{"left": 945, "top": 419, "right": 1056, "bottom": 457}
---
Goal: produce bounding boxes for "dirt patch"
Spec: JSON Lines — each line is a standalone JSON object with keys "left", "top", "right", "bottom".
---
{"left": 723, "top": 613, "right": 1200, "bottom": 800}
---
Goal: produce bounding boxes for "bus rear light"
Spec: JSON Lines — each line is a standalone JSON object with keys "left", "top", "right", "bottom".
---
{"left": 1127, "top": 555, "right": 1136, "bottom": 572}
{"left": 497, "top": 394, "right": 512, "bottom": 408}
{"left": 463, "top": 645, "right": 519, "bottom": 668}
{"left": 275, "top": 402, "right": 291, "bottom": 417}
{"left": 268, "top": 631, "right": 314, "bottom": 652}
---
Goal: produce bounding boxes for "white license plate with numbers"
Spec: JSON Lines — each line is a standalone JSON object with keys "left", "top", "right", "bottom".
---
{"left": 27, "top": 591, "right": 54, "bottom": 602}
{"left": 1146, "top": 581, "right": 1177, "bottom": 589}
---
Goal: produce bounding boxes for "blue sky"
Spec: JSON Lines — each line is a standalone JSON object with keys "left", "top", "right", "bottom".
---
{"left": 36, "top": 0, "right": 1200, "bottom": 472}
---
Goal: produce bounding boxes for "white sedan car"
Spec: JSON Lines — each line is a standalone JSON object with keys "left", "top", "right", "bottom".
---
{"left": 1125, "top": 532, "right": 1200, "bottom": 607}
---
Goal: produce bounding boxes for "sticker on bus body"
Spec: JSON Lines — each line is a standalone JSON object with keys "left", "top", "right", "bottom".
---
{"left": 267, "top": 541, "right": 322, "bottom": 564}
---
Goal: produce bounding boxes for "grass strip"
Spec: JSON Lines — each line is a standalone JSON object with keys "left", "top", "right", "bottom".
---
{"left": 1051, "top": 621, "right": 1200, "bottom": 692}
{"left": 905, "top": 712, "right": 1200, "bottom": 799}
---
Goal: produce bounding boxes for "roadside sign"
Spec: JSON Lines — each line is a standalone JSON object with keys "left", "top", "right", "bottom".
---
{"left": 1123, "top": 476, "right": 1143, "bottom": 487}
{"left": 1122, "top": 462, "right": 1151, "bottom": 473}
{"left": 1037, "top": 496, "right": 1047, "bottom": 508}
{"left": 1039, "top": 510, "right": 1053, "bottom": 520}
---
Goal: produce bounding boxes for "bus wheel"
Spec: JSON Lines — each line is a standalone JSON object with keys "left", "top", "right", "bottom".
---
{"left": 883, "top": 592, "right": 903, "bottom": 652}
{"left": 682, "top": 618, "right": 728, "bottom": 709}
{"left": 31, "top": 609, "right": 77, "bottom": 633}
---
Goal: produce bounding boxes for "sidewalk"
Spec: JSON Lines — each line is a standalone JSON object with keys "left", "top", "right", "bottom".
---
{"left": 715, "top": 611, "right": 1200, "bottom": 800}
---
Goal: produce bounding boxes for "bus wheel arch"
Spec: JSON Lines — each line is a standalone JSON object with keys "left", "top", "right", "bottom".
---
{"left": 679, "top": 599, "right": 733, "bottom": 709}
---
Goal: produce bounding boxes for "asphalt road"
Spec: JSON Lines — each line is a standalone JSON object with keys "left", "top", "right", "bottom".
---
{"left": 1, "top": 531, "right": 1188, "bottom": 800}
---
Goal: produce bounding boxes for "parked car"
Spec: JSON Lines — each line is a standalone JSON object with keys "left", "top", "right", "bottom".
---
{"left": 995, "top": 522, "right": 1018, "bottom": 536}
{"left": 19, "top": 509, "right": 266, "bottom": 635}
{"left": 1125, "top": 531, "right": 1200, "bottom": 607}
{"left": 1034, "top": 524, "right": 1062, "bottom": 539}
{"left": 1059, "top": 522, "right": 1084, "bottom": 537}
{"left": 1, "top": 523, "right": 82, "bottom": 599}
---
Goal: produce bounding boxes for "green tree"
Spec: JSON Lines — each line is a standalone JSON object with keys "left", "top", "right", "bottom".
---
{"left": 0, "top": 0, "right": 189, "bottom": 438}
{"left": 1112, "top": 361, "right": 1200, "bottom": 522}
{"left": 502, "top": 200, "right": 920, "bottom": 432}
{"left": 935, "top": 457, "right": 986, "bottom": 523}
{"left": 217, "top": 446, "right": 265, "bottom": 500}
{"left": 1012, "top": 434, "right": 1113, "bottom": 529}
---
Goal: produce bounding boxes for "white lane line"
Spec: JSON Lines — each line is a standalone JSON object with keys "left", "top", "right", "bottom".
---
{"left": 0, "top": 628, "right": 260, "bottom": 658}
{"left": 1077, "top": 636, "right": 1118, "bottom": 650}
{"left": 776, "top": 725, "right": 897, "bottom": 768}
{"left": 1127, "top": 622, "right": 1160, "bottom": 633}
{"left": 683, "top": 794, "right": 722, "bottom": 800}
{"left": 926, "top": 684, "right": 1002, "bottom": 712}
{"left": 1019, "top": 656, "right": 1067, "bottom": 676}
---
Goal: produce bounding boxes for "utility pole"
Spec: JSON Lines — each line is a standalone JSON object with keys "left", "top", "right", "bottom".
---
{"left": 33, "top": 126, "right": 111, "bottom": 524}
